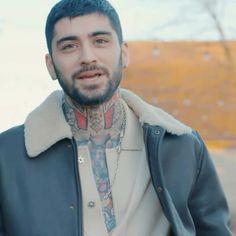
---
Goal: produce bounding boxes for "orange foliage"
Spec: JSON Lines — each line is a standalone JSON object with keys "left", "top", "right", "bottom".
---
{"left": 122, "top": 41, "right": 236, "bottom": 146}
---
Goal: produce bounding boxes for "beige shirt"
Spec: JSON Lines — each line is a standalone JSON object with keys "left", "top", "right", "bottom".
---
{"left": 77, "top": 100, "right": 170, "bottom": 236}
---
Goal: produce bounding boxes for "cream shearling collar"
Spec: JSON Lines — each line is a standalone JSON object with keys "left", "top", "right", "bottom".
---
{"left": 24, "top": 89, "right": 192, "bottom": 157}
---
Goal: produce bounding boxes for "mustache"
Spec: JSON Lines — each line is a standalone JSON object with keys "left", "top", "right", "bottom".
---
{"left": 72, "top": 65, "right": 109, "bottom": 79}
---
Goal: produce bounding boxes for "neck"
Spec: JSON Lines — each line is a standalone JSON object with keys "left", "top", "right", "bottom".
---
{"left": 63, "top": 91, "right": 125, "bottom": 145}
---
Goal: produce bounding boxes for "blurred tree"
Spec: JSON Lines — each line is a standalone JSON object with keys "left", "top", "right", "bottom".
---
{"left": 149, "top": 0, "right": 234, "bottom": 71}
{"left": 198, "top": 0, "right": 234, "bottom": 70}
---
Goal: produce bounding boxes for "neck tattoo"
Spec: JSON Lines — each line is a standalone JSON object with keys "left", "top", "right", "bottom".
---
{"left": 62, "top": 94, "right": 126, "bottom": 233}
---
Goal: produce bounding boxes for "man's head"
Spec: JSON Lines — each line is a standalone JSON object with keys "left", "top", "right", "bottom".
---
{"left": 45, "top": 0, "right": 123, "bottom": 55}
{"left": 45, "top": 0, "right": 129, "bottom": 106}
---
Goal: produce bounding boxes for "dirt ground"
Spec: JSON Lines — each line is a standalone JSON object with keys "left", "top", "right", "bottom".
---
{"left": 210, "top": 148, "right": 236, "bottom": 235}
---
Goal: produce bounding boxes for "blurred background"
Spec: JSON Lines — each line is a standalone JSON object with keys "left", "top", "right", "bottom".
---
{"left": 0, "top": 0, "right": 236, "bottom": 233}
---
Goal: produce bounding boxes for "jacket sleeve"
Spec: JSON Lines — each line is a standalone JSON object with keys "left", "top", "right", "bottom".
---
{"left": 0, "top": 156, "right": 6, "bottom": 235}
{"left": 189, "top": 133, "right": 232, "bottom": 235}
{"left": 0, "top": 208, "right": 5, "bottom": 235}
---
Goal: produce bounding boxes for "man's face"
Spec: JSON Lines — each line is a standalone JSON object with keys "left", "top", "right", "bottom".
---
{"left": 46, "top": 13, "right": 128, "bottom": 106}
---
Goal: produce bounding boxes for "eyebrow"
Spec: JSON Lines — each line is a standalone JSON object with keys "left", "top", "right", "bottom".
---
{"left": 89, "top": 31, "right": 112, "bottom": 37}
{"left": 56, "top": 31, "right": 113, "bottom": 47}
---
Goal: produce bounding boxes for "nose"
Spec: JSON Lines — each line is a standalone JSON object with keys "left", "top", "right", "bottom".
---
{"left": 80, "top": 44, "right": 97, "bottom": 65}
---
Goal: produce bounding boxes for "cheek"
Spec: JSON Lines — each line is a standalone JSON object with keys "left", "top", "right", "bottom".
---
{"left": 102, "top": 48, "right": 121, "bottom": 68}
{"left": 53, "top": 57, "right": 76, "bottom": 76}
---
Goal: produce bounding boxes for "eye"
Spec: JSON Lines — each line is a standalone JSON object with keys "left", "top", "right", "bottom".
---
{"left": 94, "top": 38, "right": 109, "bottom": 46}
{"left": 61, "top": 43, "right": 79, "bottom": 51}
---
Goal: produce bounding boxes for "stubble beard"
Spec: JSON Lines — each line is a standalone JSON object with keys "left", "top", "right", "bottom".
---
{"left": 53, "top": 58, "right": 123, "bottom": 106}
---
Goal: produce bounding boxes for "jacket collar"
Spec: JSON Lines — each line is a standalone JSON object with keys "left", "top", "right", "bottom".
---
{"left": 24, "top": 89, "right": 192, "bottom": 157}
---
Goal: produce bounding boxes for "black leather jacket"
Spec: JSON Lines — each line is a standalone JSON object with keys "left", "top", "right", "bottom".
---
{"left": 0, "top": 124, "right": 232, "bottom": 235}
{"left": 0, "top": 90, "right": 232, "bottom": 235}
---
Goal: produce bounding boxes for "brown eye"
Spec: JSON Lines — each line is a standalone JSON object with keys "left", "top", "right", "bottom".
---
{"left": 61, "top": 43, "right": 78, "bottom": 51}
{"left": 94, "top": 38, "right": 109, "bottom": 46}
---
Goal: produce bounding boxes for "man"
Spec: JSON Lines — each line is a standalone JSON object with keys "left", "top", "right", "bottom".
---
{"left": 0, "top": 0, "right": 232, "bottom": 235}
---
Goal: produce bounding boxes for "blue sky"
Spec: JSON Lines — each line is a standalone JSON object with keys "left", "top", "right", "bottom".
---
{"left": 0, "top": 0, "right": 236, "bottom": 131}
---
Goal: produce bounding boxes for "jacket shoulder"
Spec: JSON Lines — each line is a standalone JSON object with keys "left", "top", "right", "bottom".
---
{"left": 165, "top": 129, "right": 203, "bottom": 153}
{"left": 144, "top": 124, "right": 203, "bottom": 153}
{"left": 0, "top": 124, "right": 24, "bottom": 138}
{"left": 0, "top": 125, "right": 25, "bottom": 150}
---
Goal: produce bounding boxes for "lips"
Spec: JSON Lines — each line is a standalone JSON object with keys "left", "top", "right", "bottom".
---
{"left": 78, "top": 70, "right": 105, "bottom": 79}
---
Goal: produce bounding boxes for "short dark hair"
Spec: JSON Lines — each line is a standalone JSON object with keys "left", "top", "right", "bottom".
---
{"left": 45, "top": 0, "right": 123, "bottom": 54}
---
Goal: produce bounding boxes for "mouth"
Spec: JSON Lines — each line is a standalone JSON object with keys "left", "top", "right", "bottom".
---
{"left": 78, "top": 70, "right": 105, "bottom": 80}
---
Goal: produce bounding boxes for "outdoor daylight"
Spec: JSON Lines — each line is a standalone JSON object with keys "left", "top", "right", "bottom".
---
{"left": 0, "top": 0, "right": 236, "bottom": 235}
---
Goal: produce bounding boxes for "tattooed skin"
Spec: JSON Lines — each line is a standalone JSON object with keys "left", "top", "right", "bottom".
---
{"left": 63, "top": 92, "right": 124, "bottom": 233}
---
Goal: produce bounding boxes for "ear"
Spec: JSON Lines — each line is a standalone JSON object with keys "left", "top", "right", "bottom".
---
{"left": 121, "top": 42, "right": 129, "bottom": 68}
{"left": 45, "top": 53, "right": 57, "bottom": 80}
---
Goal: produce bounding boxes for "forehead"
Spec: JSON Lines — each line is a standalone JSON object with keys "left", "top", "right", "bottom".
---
{"left": 53, "top": 13, "right": 116, "bottom": 40}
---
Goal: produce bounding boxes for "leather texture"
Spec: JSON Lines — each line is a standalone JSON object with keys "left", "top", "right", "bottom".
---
{"left": 0, "top": 123, "right": 232, "bottom": 236}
